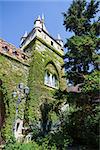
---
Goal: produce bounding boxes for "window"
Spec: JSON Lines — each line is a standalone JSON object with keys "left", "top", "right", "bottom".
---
{"left": 44, "top": 71, "right": 58, "bottom": 88}
{"left": 52, "top": 74, "right": 58, "bottom": 87}
{"left": 52, "top": 75, "right": 55, "bottom": 87}
{"left": 13, "top": 50, "right": 17, "bottom": 56}
{"left": 51, "top": 41, "right": 53, "bottom": 46}
{"left": 21, "top": 54, "right": 27, "bottom": 60}
{"left": 44, "top": 35, "right": 46, "bottom": 39}
{"left": 2, "top": 46, "right": 9, "bottom": 52}
{"left": 16, "top": 122, "right": 20, "bottom": 131}
{"left": 44, "top": 71, "right": 50, "bottom": 85}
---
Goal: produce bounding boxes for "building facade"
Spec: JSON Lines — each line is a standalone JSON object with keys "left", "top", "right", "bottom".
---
{"left": 0, "top": 15, "right": 66, "bottom": 141}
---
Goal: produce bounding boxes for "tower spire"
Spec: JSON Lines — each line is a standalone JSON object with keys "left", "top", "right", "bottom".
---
{"left": 56, "top": 34, "right": 63, "bottom": 47}
{"left": 57, "top": 34, "right": 61, "bottom": 40}
{"left": 42, "top": 13, "right": 44, "bottom": 23}
{"left": 37, "top": 15, "right": 41, "bottom": 20}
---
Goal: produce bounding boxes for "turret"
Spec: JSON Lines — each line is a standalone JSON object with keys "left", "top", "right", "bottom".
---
{"left": 56, "top": 34, "right": 63, "bottom": 48}
{"left": 20, "top": 31, "right": 28, "bottom": 46}
{"left": 20, "top": 15, "right": 64, "bottom": 54}
{"left": 34, "top": 15, "right": 42, "bottom": 29}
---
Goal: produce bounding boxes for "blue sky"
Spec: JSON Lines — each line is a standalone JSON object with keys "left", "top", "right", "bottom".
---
{"left": 0, "top": 0, "right": 73, "bottom": 48}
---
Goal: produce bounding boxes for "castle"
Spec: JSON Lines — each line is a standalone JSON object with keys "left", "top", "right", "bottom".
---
{"left": 0, "top": 15, "right": 66, "bottom": 142}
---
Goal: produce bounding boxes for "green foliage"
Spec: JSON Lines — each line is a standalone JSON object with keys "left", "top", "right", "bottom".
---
{"left": 1, "top": 2, "right": 99, "bottom": 149}
{"left": 63, "top": 0, "right": 99, "bottom": 35}
{"left": 60, "top": 0, "right": 100, "bottom": 149}
{"left": 63, "top": 0, "right": 100, "bottom": 84}
{"left": 48, "top": 131, "right": 72, "bottom": 149}
{"left": 4, "top": 141, "right": 39, "bottom": 150}
{"left": 59, "top": 88, "right": 99, "bottom": 148}
{"left": 3, "top": 135, "right": 57, "bottom": 150}
{"left": 82, "top": 70, "right": 99, "bottom": 92}
{"left": 27, "top": 39, "right": 65, "bottom": 124}
{"left": 0, "top": 55, "right": 29, "bottom": 139}
{"left": 35, "top": 131, "right": 71, "bottom": 150}
{"left": 62, "top": 104, "right": 99, "bottom": 149}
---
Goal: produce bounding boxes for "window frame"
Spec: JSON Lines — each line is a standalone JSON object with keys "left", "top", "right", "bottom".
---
{"left": 44, "top": 71, "right": 59, "bottom": 89}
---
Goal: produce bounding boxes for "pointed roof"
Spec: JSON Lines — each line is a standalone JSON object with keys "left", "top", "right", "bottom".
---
{"left": 37, "top": 15, "right": 41, "bottom": 21}
{"left": 22, "top": 31, "right": 28, "bottom": 38}
{"left": 42, "top": 13, "right": 44, "bottom": 22}
{"left": 42, "top": 23, "right": 48, "bottom": 33}
{"left": 57, "top": 34, "right": 61, "bottom": 40}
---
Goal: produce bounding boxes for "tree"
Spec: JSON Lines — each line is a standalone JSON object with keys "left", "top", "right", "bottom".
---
{"left": 62, "top": 0, "right": 100, "bottom": 148}
{"left": 63, "top": 0, "right": 100, "bottom": 85}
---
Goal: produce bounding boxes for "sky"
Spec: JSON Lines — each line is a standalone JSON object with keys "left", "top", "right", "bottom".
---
{"left": 0, "top": 0, "right": 73, "bottom": 48}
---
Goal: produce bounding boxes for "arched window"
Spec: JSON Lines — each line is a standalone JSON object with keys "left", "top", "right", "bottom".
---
{"left": 52, "top": 75, "right": 56, "bottom": 87}
{"left": 52, "top": 74, "right": 58, "bottom": 88}
{"left": 44, "top": 62, "right": 59, "bottom": 89}
{"left": 44, "top": 71, "right": 58, "bottom": 88}
{"left": 44, "top": 71, "right": 50, "bottom": 85}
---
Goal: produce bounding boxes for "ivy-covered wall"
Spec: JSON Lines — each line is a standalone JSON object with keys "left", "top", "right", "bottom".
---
{"left": 26, "top": 37, "right": 66, "bottom": 122}
{"left": 0, "top": 36, "right": 66, "bottom": 139}
{"left": 0, "top": 54, "right": 29, "bottom": 139}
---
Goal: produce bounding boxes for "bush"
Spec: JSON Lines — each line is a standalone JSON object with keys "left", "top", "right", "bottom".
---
{"left": 62, "top": 105, "right": 99, "bottom": 149}
{"left": 3, "top": 135, "right": 57, "bottom": 150}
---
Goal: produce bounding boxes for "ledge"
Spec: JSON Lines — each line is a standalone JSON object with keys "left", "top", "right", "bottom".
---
{"left": 22, "top": 36, "right": 64, "bottom": 58}
{"left": 0, "top": 52, "right": 30, "bottom": 67}
{"left": 36, "top": 36, "right": 64, "bottom": 58}
{"left": 42, "top": 84, "right": 59, "bottom": 90}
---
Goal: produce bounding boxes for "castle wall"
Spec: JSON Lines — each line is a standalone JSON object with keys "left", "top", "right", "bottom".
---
{"left": 0, "top": 40, "right": 29, "bottom": 139}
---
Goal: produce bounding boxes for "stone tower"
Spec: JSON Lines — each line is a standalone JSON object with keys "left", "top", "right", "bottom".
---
{"left": 0, "top": 15, "right": 67, "bottom": 141}
{"left": 20, "top": 15, "right": 67, "bottom": 121}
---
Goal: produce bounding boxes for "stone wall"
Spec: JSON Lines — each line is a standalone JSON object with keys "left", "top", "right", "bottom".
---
{"left": 0, "top": 29, "right": 66, "bottom": 139}
{"left": 0, "top": 40, "right": 29, "bottom": 139}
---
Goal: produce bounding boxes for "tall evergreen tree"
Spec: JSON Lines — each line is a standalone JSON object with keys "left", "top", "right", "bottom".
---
{"left": 63, "top": 0, "right": 100, "bottom": 85}
{"left": 61, "top": 0, "right": 100, "bottom": 148}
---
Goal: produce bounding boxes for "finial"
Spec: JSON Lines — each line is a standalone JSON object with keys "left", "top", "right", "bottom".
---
{"left": 57, "top": 34, "right": 61, "bottom": 40}
{"left": 37, "top": 15, "right": 41, "bottom": 20}
{"left": 23, "top": 31, "right": 28, "bottom": 37}
{"left": 56, "top": 34, "right": 63, "bottom": 47}
{"left": 42, "top": 13, "right": 44, "bottom": 22}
